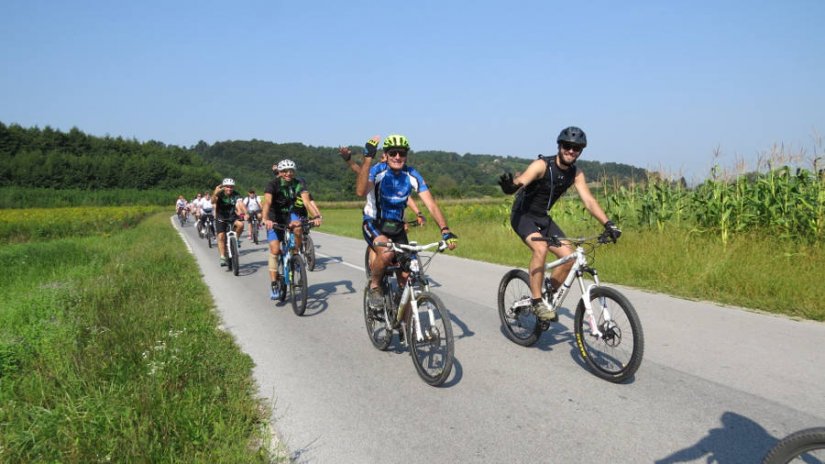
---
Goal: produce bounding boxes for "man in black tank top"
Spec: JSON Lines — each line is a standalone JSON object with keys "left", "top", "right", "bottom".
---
{"left": 498, "top": 126, "right": 622, "bottom": 322}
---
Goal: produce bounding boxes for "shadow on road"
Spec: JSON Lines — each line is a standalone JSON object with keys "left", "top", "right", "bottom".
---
{"left": 655, "top": 411, "right": 779, "bottom": 463}
{"left": 299, "top": 279, "right": 358, "bottom": 317}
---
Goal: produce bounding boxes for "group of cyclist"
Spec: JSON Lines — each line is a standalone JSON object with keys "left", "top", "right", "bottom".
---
{"left": 174, "top": 125, "right": 621, "bottom": 323}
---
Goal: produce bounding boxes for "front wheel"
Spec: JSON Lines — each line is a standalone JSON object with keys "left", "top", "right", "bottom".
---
{"left": 409, "top": 292, "right": 454, "bottom": 386}
{"left": 207, "top": 228, "right": 214, "bottom": 248}
{"left": 251, "top": 221, "right": 259, "bottom": 244}
{"left": 497, "top": 269, "right": 541, "bottom": 346}
{"left": 303, "top": 235, "right": 316, "bottom": 271}
{"left": 290, "top": 254, "right": 308, "bottom": 315}
{"left": 762, "top": 427, "right": 825, "bottom": 464}
{"left": 574, "top": 286, "right": 644, "bottom": 383}
{"left": 230, "top": 236, "right": 240, "bottom": 276}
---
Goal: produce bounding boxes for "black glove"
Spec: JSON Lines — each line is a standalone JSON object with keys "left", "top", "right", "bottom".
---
{"left": 498, "top": 172, "right": 519, "bottom": 194}
{"left": 364, "top": 138, "right": 379, "bottom": 158}
{"left": 603, "top": 220, "right": 622, "bottom": 243}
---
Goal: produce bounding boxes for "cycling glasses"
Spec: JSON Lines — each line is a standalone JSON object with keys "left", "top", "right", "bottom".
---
{"left": 561, "top": 142, "right": 584, "bottom": 153}
{"left": 386, "top": 149, "right": 408, "bottom": 158}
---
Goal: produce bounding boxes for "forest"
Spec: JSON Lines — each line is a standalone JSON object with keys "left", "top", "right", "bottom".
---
{"left": 1, "top": 122, "right": 649, "bottom": 200}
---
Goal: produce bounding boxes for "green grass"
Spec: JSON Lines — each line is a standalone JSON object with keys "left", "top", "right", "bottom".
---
{"left": 319, "top": 206, "right": 825, "bottom": 321}
{"left": 0, "top": 213, "right": 283, "bottom": 463}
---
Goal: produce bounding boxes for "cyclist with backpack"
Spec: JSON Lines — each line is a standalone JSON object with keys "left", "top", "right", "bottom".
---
{"left": 497, "top": 126, "right": 621, "bottom": 322}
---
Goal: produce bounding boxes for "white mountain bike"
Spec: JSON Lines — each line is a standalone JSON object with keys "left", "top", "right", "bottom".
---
{"left": 497, "top": 232, "right": 644, "bottom": 383}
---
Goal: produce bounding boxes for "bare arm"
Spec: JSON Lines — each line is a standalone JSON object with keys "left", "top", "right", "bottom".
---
{"left": 512, "top": 159, "right": 548, "bottom": 189}
{"left": 262, "top": 192, "right": 273, "bottom": 228}
{"left": 573, "top": 171, "right": 609, "bottom": 225}
{"left": 339, "top": 146, "right": 361, "bottom": 174}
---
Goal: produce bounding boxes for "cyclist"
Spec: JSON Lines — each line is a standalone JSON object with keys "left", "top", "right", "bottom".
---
{"left": 355, "top": 134, "right": 457, "bottom": 309}
{"left": 191, "top": 193, "right": 203, "bottom": 222}
{"left": 212, "top": 178, "right": 248, "bottom": 267}
{"left": 196, "top": 191, "right": 215, "bottom": 237}
{"left": 339, "top": 146, "right": 426, "bottom": 225}
{"left": 497, "top": 126, "right": 621, "bottom": 322}
{"left": 243, "top": 189, "right": 263, "bottom": 240}
{"left": 262, "top": 159, "right": 321, "bottom": 300}
{"left": 175, "top": 195, "right": 188, "bottom": 220}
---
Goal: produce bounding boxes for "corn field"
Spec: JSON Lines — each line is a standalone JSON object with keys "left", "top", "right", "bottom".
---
{"left": 599, "top": 160, "right": 825, "bottom": 244}
{"left": 0, "top": 206, "right": 162, "bottom": 244}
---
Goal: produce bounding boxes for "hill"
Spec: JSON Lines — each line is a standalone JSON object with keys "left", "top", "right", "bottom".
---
{"left": 0, "top": 122, "right": 649, "bottom": 200}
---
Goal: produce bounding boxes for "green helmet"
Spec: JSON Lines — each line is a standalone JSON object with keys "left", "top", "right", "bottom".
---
{"left": 382, "top": 134, "right": 410, "bottom": 151}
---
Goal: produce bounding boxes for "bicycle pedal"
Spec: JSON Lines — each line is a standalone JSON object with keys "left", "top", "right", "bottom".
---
{"left": 539, "top": 320, "right": 551, "bottom": 331}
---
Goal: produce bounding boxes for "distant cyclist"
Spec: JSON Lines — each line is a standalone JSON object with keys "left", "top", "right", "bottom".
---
{"left": 262, "top": 159, "right": 321, "bottom": 300}
{"left": 497, "top": 126, "right": 621, "bottom": 322}
{"left": 212, "top": 178, "right": 248, "bottom": 267}
{"left": 175, "top": 195, "right": 188, "bottom": 220}
{"left": 355, "top": 134, "right": 457, "bottom": 309}
{"left": 196, "top": 191, "right": 215, "bottom": 236}
{"left": 243, "top": 189, "right": 263, "bottom": 240}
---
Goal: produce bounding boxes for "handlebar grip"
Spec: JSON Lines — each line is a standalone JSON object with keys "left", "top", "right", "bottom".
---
{"left": 375, "top": 241, "right": 388, "bottom": 248}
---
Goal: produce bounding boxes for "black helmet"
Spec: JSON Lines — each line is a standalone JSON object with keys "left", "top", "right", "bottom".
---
{"left": 557, "top": 126, "right": 587, "bottom": 147}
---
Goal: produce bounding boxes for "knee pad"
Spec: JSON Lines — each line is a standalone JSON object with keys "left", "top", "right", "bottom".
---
{"left": 268, "top": 252, "right": 279, "bottom": 272}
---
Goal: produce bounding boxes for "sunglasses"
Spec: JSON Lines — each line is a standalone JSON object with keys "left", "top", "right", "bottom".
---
{"left": 561, "top": 142, "right": 584, "bottom": 153}
{"left": 387, "top": 150, "right": 408, "bottom": 158}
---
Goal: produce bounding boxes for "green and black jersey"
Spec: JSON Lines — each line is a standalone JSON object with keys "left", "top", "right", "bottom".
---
{"left": 264, "top": 177, "right": 306, "bottom": 222}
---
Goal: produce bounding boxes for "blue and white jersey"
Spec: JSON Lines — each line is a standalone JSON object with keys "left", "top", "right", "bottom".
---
{"left": 363, "top": 163, "right": 429, "bottom": 222}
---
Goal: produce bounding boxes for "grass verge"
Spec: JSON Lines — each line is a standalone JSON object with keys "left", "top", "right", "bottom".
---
{"left": 0, "top": 213, "right": 283, "bottom": 462}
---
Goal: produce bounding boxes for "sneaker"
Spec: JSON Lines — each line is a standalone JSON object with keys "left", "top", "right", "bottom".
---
{"left": 220, "top": 257, "right": 228, "bottom": 267}
{"left": 270, "top": 284, "right": 281, "bottom": 300}
{"left": 531, "top": 300, "right": 558, "bottom": 322}
{"left": 368, "top": 287, "right": 384, "bottom": 309}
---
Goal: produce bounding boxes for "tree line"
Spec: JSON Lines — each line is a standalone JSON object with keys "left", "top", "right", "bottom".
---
{"left": 1, "top": 122, "right": 648, "bottom": 200}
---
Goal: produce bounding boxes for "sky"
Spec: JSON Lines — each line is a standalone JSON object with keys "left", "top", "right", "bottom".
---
{"left": 1, "top": 0, "right": 823, "bottom": 181}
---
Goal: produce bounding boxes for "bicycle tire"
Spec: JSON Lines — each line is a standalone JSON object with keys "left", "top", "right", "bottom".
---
{"left": 303, "top": 235, "right": 316, "bottom": 271}
{"left": 364, "top": 246, "right": 372, "bottom": 279}
{"left": 497, "top": 269, "right": 541, "bottom": 346}
{"left": 762, "top": 427, "right": 825, "bottom": 464}
{"left": 363, "top": 285, "right": 392, "bottom": 351}
{"left": 290, "top": 254, "right": 308, "bottom": 315}
{"left": 207, "top": 229, "right": 213, "bottom": 248}
{"left": 574, "top": 286, "right": 644, "bottom": 383}
{"left": 251, "top": 220, "right": 259, "bottom": 244}
{"left": 230, "top": 236, "right": 240, "bottom": 276}
{"left": 409, "top": 292, "right": 454, "bottom": 386}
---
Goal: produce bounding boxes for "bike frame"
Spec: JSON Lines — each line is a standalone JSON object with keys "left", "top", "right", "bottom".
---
{"left": 513, "top": 239, "right": 608, "bottom": 338}
{"left": 377, "top": 241, "right": 446, "bottom": 344}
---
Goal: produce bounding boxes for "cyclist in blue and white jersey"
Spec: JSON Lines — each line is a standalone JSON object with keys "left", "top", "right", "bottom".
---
{"left": 355, "top": 134, "right": 457, "bottom": 308}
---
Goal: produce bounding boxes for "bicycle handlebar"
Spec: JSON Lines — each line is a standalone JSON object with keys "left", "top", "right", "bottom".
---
{"left": 374, "top": 240, "right": 448, "bottom": 253}
{"left": 531, "top": 233, "right": 613, "bottom": 246}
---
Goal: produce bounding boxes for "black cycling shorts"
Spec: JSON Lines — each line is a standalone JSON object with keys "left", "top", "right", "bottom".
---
{"left": 510, "top": 212, "right": 564, "bottom": 242}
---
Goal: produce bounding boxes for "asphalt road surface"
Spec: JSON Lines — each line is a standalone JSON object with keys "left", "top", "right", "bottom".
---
{"left": 176, "top": 220, "right": 825, "bottom": 463}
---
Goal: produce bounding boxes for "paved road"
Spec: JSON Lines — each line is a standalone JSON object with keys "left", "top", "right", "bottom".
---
{"left": 176, "top": 221, "right": 825, "bottom": 463}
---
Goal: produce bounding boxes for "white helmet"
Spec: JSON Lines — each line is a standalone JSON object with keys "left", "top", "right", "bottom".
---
{"left": 221, "top": 178, "right": 235, "bottom": 186}
{"left": 277, "top": 159, "right": 296, "bottom": 171}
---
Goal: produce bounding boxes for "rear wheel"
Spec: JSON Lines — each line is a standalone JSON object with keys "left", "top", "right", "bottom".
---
{"left": 574, "top": 286, "right": 644, "bottom": 383}
{"left": 497, "top": 269, "right": 541, "bottom": 346}
{"left": 363, "top": 284, "right": 392, "bottom": 350}
{"left": 303, "top": 234, "right": 316, "bottom": 271}
{"left": 364, "top": 246, "right": 372, "bottom": 279}
{"left": 290, "top": 254, "right": 308, "bottom": 315}
{"left": 409, "top": 292, "right": 454, "bottom": 386}
{"left": 230, "top": 236, "right": 240, "bottom": 276}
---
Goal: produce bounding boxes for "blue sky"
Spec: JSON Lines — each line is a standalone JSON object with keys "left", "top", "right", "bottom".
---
{"left": 2, "top": 0, "right": 823, "bottom": 181}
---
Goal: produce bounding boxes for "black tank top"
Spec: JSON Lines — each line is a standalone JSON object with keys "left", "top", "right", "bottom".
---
{"left": 513, "top": 155, "right": 577, "bottom": 216}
